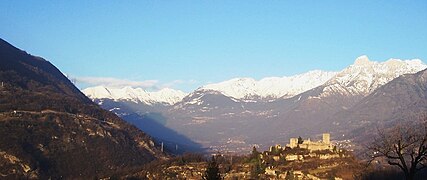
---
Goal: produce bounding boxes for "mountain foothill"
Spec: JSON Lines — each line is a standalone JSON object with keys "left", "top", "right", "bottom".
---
{"left": 0, "top": 38, "right": 165, "bottom": 179}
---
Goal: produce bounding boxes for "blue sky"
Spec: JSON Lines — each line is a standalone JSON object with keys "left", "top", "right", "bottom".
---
{"left": 1, "top": 1, "right": 426, "bottom": 92}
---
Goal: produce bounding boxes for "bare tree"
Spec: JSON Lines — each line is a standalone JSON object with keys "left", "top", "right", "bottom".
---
{"left": 367, "top": 119, "right": 427, "bottom": 180}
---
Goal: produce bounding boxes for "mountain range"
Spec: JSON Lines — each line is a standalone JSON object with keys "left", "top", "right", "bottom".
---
{"left": 85, "top": 55, "right": 425, "bottom": 104}
{"left": 83, "top": 55, "right": 427, "bottom": 153}
{"left": 83, "top": 86, "right": 187, "bottom": 105}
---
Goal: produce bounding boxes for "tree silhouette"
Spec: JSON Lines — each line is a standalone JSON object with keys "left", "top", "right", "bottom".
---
{"left": 248, "top": 146, "right": 264, "bottom": 178}
{"left": 298, "top": 136, "right": 304, "bottom": 144}
{"left": 367, "top": 119, "right": 427, "bottom": 180}
{"left": 203, "top": 156, "right": 221, "bottom": 180}
{"left": 250, "top": 146, "right": 259, "bottom": 159}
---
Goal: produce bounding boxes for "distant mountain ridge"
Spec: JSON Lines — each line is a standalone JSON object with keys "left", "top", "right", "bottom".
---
{"left": 83, "top": 86, "right": 187, "bottom": 105}
{"left": 82, "top": 70, "right": 338, "bottom": 104}
{"left": 83, "top": 55, "right": 426, "bottom": 105}
{"left": 283, "top": 56, "right": 427, "bottom": 113}
{"left": 319, "top": 55, "right": 425, "bottom": 97}
{"left": 199, "top": 70, "right": 338, "bottom": 100}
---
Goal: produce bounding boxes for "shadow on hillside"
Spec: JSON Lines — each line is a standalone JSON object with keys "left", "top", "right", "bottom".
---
{"left": 121, "top": 113, "right": 205, "bottom": 154}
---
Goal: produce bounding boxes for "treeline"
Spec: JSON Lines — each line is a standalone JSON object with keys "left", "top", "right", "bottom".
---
{"left": 131, "top": 149, "right": 272, "bottom": 179}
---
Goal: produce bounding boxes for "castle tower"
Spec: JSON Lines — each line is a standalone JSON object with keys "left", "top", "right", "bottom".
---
{"left": 323, "top": 133, "right": 330, "bottom": 144}
{"left": 289, "top": 138, "right": 298, "bottom": 148}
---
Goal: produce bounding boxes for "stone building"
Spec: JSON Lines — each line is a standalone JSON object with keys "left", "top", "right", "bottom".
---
{"left": 287, "top": 133, "right": 333, "bottom": 152}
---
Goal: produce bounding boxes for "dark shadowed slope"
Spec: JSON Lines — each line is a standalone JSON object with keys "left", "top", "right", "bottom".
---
{"left": 122, "top": 113, "right": 205, "bottom": 153}
{"left": 0, "top": 38, "right": 164, "bottom": 179}
{"left": 91, "top": 98, "right": 205, "bottom": 153}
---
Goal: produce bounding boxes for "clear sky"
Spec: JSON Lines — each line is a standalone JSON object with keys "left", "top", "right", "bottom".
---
{"left": 1, "top": 1, "right": 426, "bottom": 92}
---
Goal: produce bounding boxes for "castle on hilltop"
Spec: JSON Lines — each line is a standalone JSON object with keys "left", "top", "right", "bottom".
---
{"left": 287, "top": 133, "right": 333, "bottom": 152}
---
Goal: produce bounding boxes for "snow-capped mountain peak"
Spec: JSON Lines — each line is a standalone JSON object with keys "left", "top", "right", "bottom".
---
{"left": 353, "top": 55, "right": 373, "bottom": 66}
{"left": 82, "top": 86, "right": 187, "bottom": 105}
{"left": 82, "top": 56, "right": 426, "bottom": 106}
{"left": 149, "top": 88, "right": 189, "bottom": 105}
{"left": 198, "top": 70, "right": 338, "bottom": 100}
{"left": 82, "top": 86, "right": 113, "bottom": 99}
{"left": 321, "top": 56, "right": 427, "bottom": 97}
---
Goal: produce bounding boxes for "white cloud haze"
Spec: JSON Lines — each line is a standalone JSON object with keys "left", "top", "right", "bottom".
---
{"left": 76, "top": 77, "right": 159, "bottom": 89}
{"left": 74, "top": 76, "right": 198, "bottom": 91}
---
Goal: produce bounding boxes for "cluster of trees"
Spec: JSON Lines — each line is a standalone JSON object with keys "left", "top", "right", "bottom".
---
{"left": 199, "top": 148, "right": 268, "bottom": 179}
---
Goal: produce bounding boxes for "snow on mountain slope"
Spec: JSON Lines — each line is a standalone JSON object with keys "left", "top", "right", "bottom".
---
{"left": 199, "top": 70, "right": 338, "bottom": 100}
{"left": 82, "top": 55, "right": 426, "bottom": 106}
{"left": 82, "top": 86, "right": 187, "bottom": 105}
{"left": 320, "top": 55, "right": 427, "bottom": 97}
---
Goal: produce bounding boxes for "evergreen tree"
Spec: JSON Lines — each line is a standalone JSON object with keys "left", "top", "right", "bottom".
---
{"left": 249, "top": 146, "right": 265, "bottom": 178}
{"left": 250, "top": 159, "right": 265, "bottom": 179}
{"left": 251, "top": 146, "right": 259, "bottom": 160}
{"left": 203, "top": 156, "right": 221, "bottom": 180}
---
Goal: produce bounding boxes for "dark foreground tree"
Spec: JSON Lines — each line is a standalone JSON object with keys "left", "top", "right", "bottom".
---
{"left": 367, "top": 119, "right": 427, "bottom": 180}
{"left": 298, "top": 136, "right": 304, "bottom": 144}
{"left": 250, "top": 146, "right": 259, "bottom": 160}
{"left": 248, "top": 146, "right": 264, "bottom": 178}
{"left": 203, "top": 156, "right": 221, "bottom": 180}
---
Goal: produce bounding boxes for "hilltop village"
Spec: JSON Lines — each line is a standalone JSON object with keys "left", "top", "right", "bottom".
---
{"left": 256, "top": 133, "right": 354, "bottom": 179}
{"left": 136, "top": 133, "right": 360, "bottom": 180}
